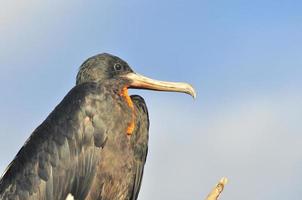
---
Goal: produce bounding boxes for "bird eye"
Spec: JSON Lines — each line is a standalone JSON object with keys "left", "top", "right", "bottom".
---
{"left": 114, "top": 63, "right": 123, "bottom": 71}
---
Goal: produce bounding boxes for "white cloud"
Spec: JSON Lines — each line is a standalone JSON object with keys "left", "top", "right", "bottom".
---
{"left": 139, "top": 92, "right": 302, "bottom": 200}
{"left": 0, "top": 1, "right": 37, "bottom": 27}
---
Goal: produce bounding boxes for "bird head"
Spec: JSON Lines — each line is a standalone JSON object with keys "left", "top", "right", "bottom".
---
{"left": 76, "top": 53, "right": 196, "bottom": 98}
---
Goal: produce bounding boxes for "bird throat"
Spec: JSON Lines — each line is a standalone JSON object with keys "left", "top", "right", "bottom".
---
{"left": 120, "top": 87, "right": 135, "bottom": 135}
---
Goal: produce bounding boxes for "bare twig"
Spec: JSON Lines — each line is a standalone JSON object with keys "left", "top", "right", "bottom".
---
{"left": 205, "top": 177, "right": 228, "bottom": 200}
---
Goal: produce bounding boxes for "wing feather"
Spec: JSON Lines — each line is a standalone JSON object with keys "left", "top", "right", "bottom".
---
{"left": 130, "top": 95, "right": 149, "bottom": 200}
{"left": 0, "top": 82, "right": 108, "bottom": 200}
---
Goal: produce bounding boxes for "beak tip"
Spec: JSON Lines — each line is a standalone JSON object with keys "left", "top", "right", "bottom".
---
{"left": 187, "top": 85, "right": 197, "bottom": 99}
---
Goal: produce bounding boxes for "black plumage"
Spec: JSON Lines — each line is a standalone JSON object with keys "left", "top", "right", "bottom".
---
{"left": 0, "top": 53, "right": 195, "bottom": 200}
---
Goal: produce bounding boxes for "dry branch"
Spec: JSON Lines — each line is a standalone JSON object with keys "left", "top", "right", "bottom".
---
{"left": 205, "top": 177, "right": 228, "bottom": 200}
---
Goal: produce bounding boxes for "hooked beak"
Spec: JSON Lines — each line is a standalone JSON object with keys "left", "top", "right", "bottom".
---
{"left": 123, "top": 72, "right": 196, "bottom": 99}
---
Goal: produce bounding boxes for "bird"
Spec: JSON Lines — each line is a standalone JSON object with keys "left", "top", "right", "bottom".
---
{"left": 0, "top": 53, "right": 196, "bottom": 200}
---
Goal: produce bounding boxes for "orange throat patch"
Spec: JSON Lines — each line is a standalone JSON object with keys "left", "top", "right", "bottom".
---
{"left": 120, "top": 87, "right": 135, "bottom": 135}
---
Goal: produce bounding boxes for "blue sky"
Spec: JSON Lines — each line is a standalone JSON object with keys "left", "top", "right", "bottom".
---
{"left": 1, "top": 1, "right": 302, "bottom": 199}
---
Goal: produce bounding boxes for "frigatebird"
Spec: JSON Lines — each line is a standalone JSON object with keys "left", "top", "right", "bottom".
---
{"left": 0, "top": 53, "right": 196, "bottom": 200}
